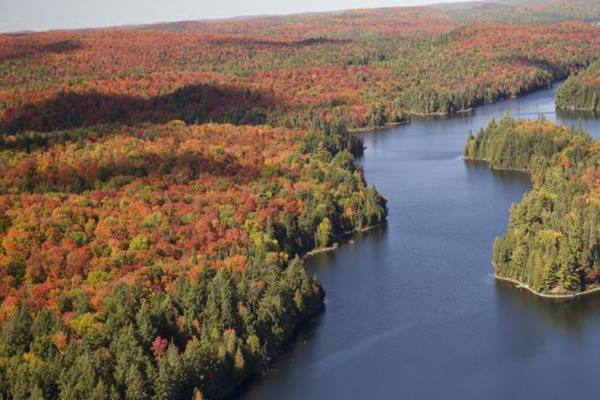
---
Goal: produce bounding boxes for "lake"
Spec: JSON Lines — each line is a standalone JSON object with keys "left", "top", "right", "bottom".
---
{"left": 239, "top": 83, "right": 600, "bottom": 399}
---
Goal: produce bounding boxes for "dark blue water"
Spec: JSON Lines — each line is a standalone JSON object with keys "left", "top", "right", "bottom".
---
{"left": 240, "top": 83, "right": 600, "bottom": 399}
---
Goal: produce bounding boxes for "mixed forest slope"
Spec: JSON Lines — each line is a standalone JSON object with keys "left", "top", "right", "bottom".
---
{"left": 0, "top": 121, "right": 386, "bottom": 398}
{"left": 465, "top": 117, "right": 600, "bottom": 296}
{"left": 441, "top": 0, "right": 600, "bottom": 24}
{"left": 556, "top": 60, "right": 600, "bottom": 112}
{"left": 1, "top": 1, "right": 599, "bottom": 130}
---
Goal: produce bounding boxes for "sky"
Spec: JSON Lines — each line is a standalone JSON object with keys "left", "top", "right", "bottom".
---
{"left": 1, "top": 0, "right": 469, "bottom": 33}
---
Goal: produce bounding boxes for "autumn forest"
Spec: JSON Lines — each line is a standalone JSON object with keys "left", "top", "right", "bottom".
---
{"left": 1, "top": 0, "right": 600, "bottom": 399}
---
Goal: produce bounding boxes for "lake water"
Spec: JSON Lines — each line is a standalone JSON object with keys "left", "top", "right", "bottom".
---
{"left": 240, "top": 83, "right": 600, "bottom": 399}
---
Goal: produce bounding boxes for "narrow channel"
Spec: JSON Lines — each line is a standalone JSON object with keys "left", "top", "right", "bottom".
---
{"left": 240, "top": 83, "right": 600, "bottom": 399}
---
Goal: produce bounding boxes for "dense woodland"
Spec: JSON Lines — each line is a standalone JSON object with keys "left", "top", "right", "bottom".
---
{"left": 443, "top": 0, "right": 600, "bottom": 24}
{"left": 0, "top": 0, "right": 599, "bottom": 398}
{"left": 0, "top": 121, "right": 387, "bottom": 398}
{"left": 465, "top": 117, "right": 600, "bottom": 295}
{"left": 1, "top": 2, "right": 599, "bottom": 131}
{"left": 556, "top": 60, "right": 600, "bottom": 112}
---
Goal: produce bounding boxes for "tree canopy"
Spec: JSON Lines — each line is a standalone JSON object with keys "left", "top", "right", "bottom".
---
{"left": 556, "top": 60, "right": 600, "bottom": 112}
{"left": 465, "top": 117, "right": 600, "bottom": 295}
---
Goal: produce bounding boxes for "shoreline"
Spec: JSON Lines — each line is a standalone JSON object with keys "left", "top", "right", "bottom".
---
{"left": 494, "top": 273, "right": 600, "bottom": 300}
{"left": 305, "top": 222, "right": 386, "bottom": 257}
{"left": 231, "top": 222, "right": 388, "bottom": 397}
{"left": 350, "top": 120, "right": 409, "bottom": 134}
{"left": 556, "top": 104, "right": 599, "bottom": 113}
{"left": 235, "top": 79, "right": 575, "bottom": 397}
{"left": 235, "top": 78, "right": 572, "bottom": 397}
{"left": 351, "top": 79, "right": 566, "bottom": 136}
{"left": 305, "top": 244, "right": 338, "bottom": 256}
{"left": 232, "top": 221, "right": 385, "bottom": 397}
{"left": 226, "top": 293, "right": 324, "bottom": 399}
{"left": 461, "top": 157, "right": 531, "bottom": 174}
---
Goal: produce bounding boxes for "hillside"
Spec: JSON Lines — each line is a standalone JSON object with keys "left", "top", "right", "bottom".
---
{"left": 0, "top": 120, "right": 387, "bottom": 398}
{"left": 1, "top": 1, "right": 599, "bottom": 130}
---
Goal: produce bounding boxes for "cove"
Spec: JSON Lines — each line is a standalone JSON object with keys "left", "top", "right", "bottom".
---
{"left": 239, "top": 83, "right": 600, "bottom": 399}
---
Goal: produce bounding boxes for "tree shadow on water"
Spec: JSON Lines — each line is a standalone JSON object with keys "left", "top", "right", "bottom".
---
{"left": 495, "top": 279, "right": 600, "bottom": 336}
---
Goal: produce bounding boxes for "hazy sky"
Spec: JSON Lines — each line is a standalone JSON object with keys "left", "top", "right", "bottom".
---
{"left": 1, "top": 0, "right": 468, "bottom": 33}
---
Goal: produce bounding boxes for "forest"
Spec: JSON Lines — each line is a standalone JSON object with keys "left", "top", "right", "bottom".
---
{"left": 1, "top": 2, "right": 599, "bottom": 132}
{"left": 556, "top": 60, "right": 600, "bottom": 112}
{"left": 0, "top": 120, "right": 387, "bottom": 398}
{"left": 0, "top": 0, "right": 600, "bottom": 398}
{"left": 464, "top": 117, "right": 600, "bottom": 295}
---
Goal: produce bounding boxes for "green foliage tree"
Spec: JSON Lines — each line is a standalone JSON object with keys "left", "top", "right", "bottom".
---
{"left": 469, "top": 117, "right": 600, "bottom": 295}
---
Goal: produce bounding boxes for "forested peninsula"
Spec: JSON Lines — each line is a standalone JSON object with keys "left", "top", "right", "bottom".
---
{"left": 556, "top": 60, "right": 600, "bottom": 113}
{"left": 464, "top": 117, "right": 600, "bottom": 297}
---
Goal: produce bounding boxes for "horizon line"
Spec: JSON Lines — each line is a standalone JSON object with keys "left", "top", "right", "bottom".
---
{"left": 0, "top": 0, "right": 483, "bottom": 35}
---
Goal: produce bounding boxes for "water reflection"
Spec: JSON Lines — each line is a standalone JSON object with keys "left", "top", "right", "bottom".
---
{"left": 412, "top": 109, "right": 475, "bottom": 122}
{"left": 495, "top": 280, "right": 600, "bottom": 335}
{"left": 557, "top": 108, "right": 599, "bottom": 121}
{"left": 556, "top": 109, "right": 600, "bottom": 137}
{"left": 464, "top": 159, "right": 530, "bottom": 180}
{"left": 306, "top": 223, "right": 389, "bottom": 273}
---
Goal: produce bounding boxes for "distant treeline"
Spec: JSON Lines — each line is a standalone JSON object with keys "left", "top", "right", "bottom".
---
{"left": 1, "top": 12, "right": 599, "bottom": 133}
